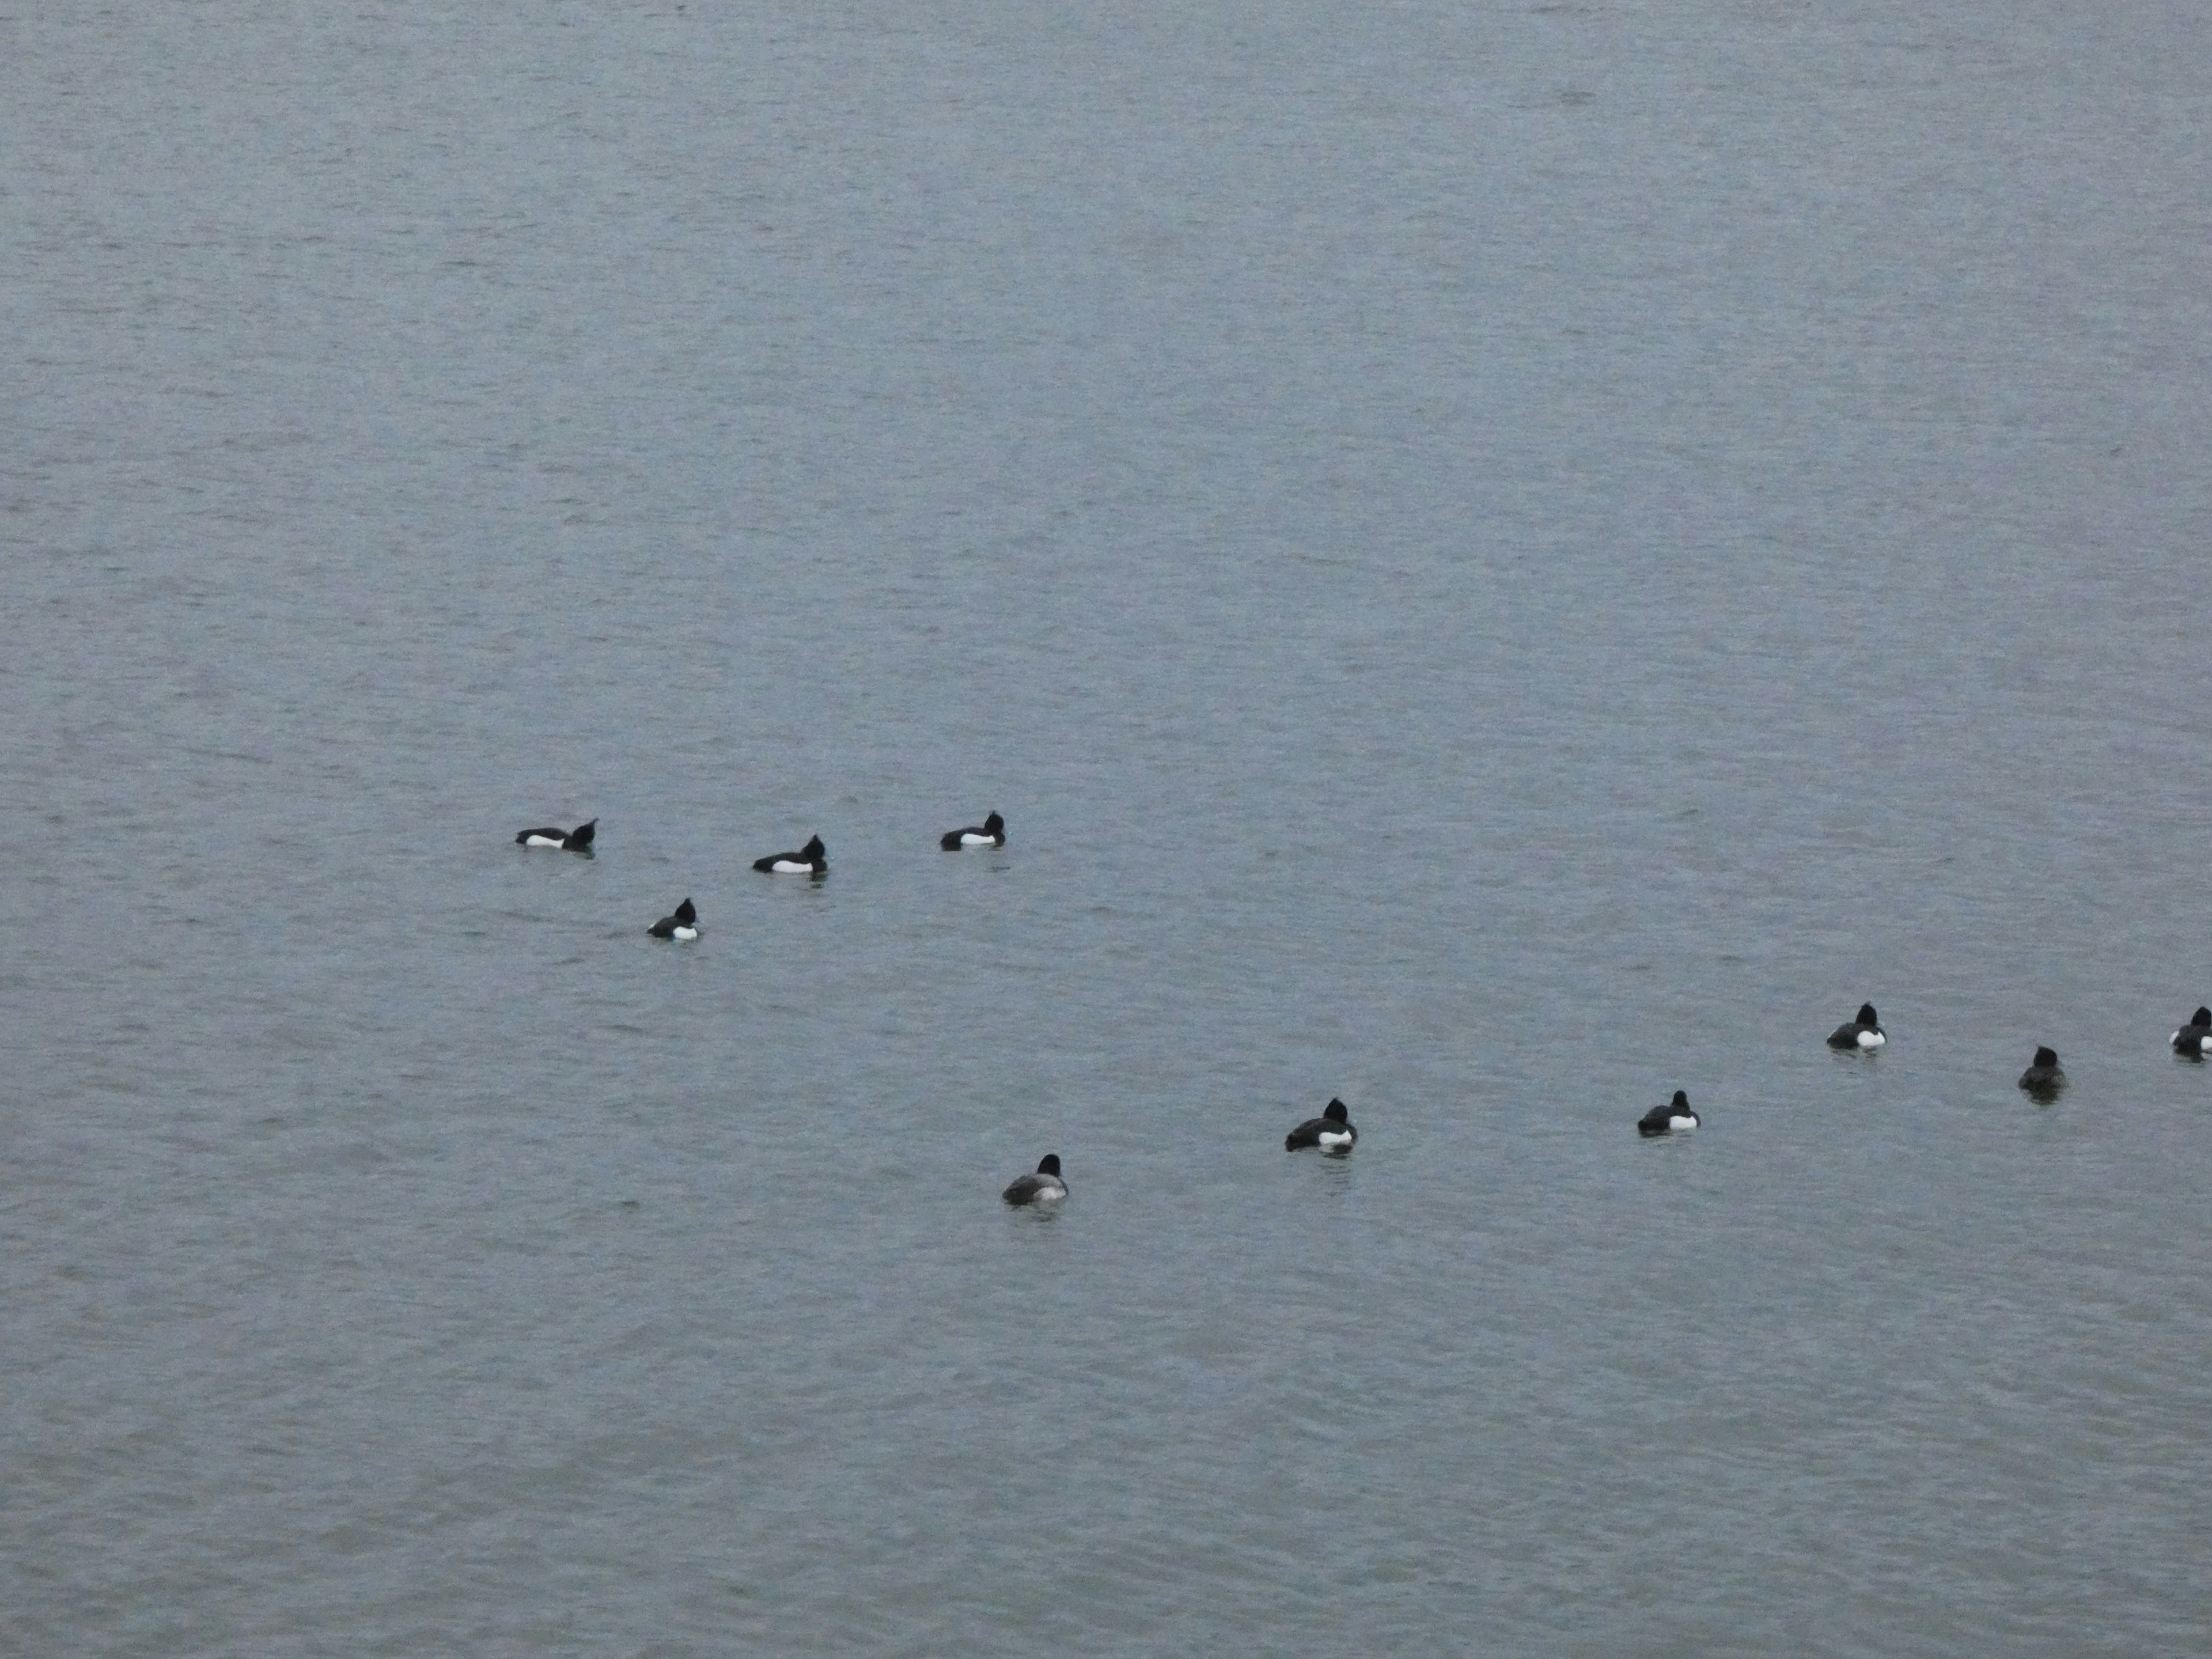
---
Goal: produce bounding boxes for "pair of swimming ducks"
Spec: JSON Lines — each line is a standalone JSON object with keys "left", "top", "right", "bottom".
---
{"left": 644, "top": 831, "right": 829, "bottom": 939}
{"left": 1829, "top": 1004, "right": 2062, "bottom": 1101}
{"left": 2010, "top": 1007, "right": 2212, "bottom": 1096}
{"left": 1825, "top": 1002, "right": 2068, "bottom": 1100}
{"left": 1002, "top": 1099, "right": 1361, "bottom": 1204}
{"left": 514, "top": 814, "right": 1008, "bottom": 941}
{"left": 1627, "top": 1002, "right": 1889, "bottom": 1137}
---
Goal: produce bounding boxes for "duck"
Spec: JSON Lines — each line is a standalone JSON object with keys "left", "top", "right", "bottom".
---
{"left": 2018, "top": 1046, "right": 2065, "bottom": 1098}
{"left": 1285, "top": 1097, "right": 1358, "bottom": 1153}
{"left": 753, "top": 834, "right": 827, "bottom": 876}
{"left": 940, "top": 811, "right": 1006, "bottom": 850}
{"left": 514, "top": 818, "right": 596, "bottom": 851}
{"left": 2172, "top": 1007, "right": 2212, "bottom": 1056}
{"left": 1827, "top": 1002, "right": 1886, "bottom": 1050}
{"left": 1637, "top": 1090, "right": 1699, "bottom": 1137}
{"left": 1002, "top": 1154, "right": 1067, "bottom": 1206}
{"left": 647, "top": 897, "right": 698, "bottom": 941}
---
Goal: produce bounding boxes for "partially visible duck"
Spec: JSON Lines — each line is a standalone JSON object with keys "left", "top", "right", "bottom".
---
{"left": 515, "top": 818, "right": 596, "bottom": 852}
{"left": 940, "top": 811, "right": 1006, "bottom": 850}
{"left": 2172, "top": 1007, "right": 2212, "bottom": 1057}
{"left": 1002, "top": 1154, "right": 1067, "bottom": 1206}
{"left": 1285, "top": 1097, "right": 1358, "bottom": 1153}
{"left": 648, "top": 897, "right": 698, "bottom": 941}
{"left": 1827, "top": 1002, "right": 1887, "bottom": 1050}
{"left": 2018, "top": 1047, "right": 2065, "bottom": 1099}
{"left": 1637, "top": 1090, "right": 1699, "bottom": 1137}
{"left": 753, "top": 834, "right": 827, "bottom": 876}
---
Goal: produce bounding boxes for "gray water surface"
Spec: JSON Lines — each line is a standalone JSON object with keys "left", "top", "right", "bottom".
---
{"left": 7, "top": 3, "right": 2212, "bottom": 1654}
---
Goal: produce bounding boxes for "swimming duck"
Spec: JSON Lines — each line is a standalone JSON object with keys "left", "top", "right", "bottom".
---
{"left": 1285, "top": 1097, "right": 1358, "bottom": 1153}
{"left": 647, "top": 897, "right": 698, "bottom": 941}
{"left": 1002, "top": 1154, "right": 1067, "bottom": 1206}
{"left": 1637, "top": 1090, "right": 1699, "bottom": 1137}
{"left": 514, "top": 818, "right": 596, "bottom": 851}
{"left": 1827, "top": 1002, "right": 1886, "bottom": 1050}
{"left": 940, "top": 811, "right": 1006, "bottom": 850}
{"left": 2018, "top": 1047, "right": 2065, "bottom": 1099}
{"left": 2172, "top": 1007, "right": 2212, "bottom": 1056}
{"left": 753, "top": 834, "right": 827, "bottom": 876}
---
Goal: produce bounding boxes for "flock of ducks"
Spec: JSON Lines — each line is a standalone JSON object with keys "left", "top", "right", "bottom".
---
{"left": 517, "top": 816, "right": 2210, "bottom": 1204}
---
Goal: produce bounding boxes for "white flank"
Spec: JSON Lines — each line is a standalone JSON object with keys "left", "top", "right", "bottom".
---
{"left": 960, "top": 831, "right": 994, "bottom": 845}
{"left": 523, "top": 834, "right": 563, "bottom": 847}
{"left": 1670, "top": 1115, "right": 1698, "bottom": 1131}
{"left": 770, "top": 859, "right": 814, "bottom": 873}
{"left": 1317, "top": 1130, "right": 1354, "bottom": 1147}
{"left": 672, "top": 926, "right": 698, "bottom": 941}
{"left": 1859, "top": 1029, "right": 1885, "bottom": 1048}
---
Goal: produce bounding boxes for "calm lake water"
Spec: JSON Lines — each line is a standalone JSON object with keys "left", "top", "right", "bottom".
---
{"left": 7, "top": 2, "right": 2211, "bottom": 1654}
